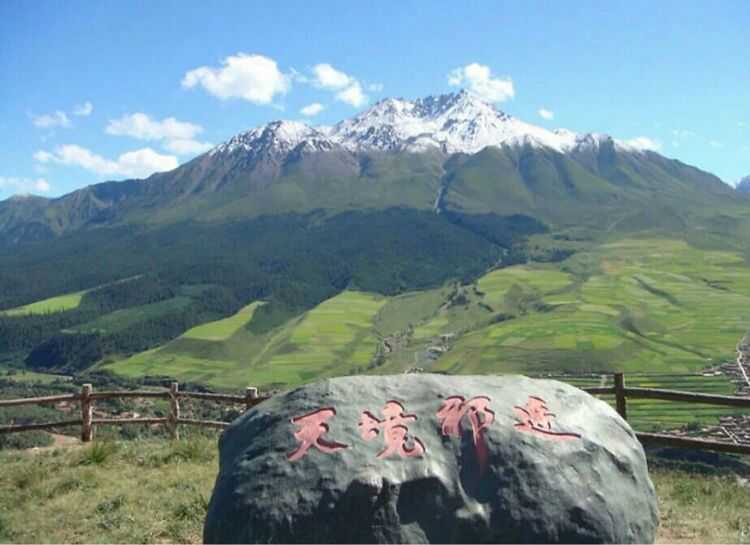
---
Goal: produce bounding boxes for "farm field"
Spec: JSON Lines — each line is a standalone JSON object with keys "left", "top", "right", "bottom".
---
{"left": 102, "top": 237, "right": 750, "bottom": 432}
{"left": 0, "top": 369, "right": 70, "bottom": 384}
{"left": 430, "top": 239, "right": 750, "bottom": 377}
{"left": 0, "top": 290, "right": 86, "bottom": 316}
{"left": 545, "top": 373, "right": 743, "bottom": 431}
{"left": 182, "top": 302, "right": 263, "bottom": 341}
{"left": 105, "top": 291, "right": 386, "bottom": 389}
{"left": 68, "top": 296, "right": 195, "bottom": 335}
{"left": 0, "top": 275, "right": 143, "bottom": 317}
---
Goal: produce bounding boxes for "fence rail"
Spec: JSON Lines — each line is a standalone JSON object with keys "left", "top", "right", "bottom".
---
{"left": 0, "top": 382, "right": 267, "bottom": 441}
{"left": 582, "top": 372, "right": 750, "bottom": 456}
{"left": 2, "top": 374, "right": 750, "bottom": 455}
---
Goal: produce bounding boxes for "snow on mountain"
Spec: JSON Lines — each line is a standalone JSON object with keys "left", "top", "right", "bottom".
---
{"left": 209, "top": 121, "right": 336, "bottom": 157}
{"left": 330, "top": 90, "right": 572, "bottom": 153}
{"left": 209, "top": 90, "right": 648, "bottom": 159}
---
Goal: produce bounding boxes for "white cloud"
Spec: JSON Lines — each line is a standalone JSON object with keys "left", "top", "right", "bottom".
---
{"left": 182, "top": 53, "right": 290, "bottom": 105}
{"left": 447, "top": 63, "right": 514, "bottom": 103}
{"left": 106, "top": 113, "right": 211, "bottom": 156}
{"left": 308, "top": 63, "right": 369, "bottom": 108}
{"left": 34, "top": 144, "right": 178, "bottom": 178}
{"left": 163, "top": 139, "right": 214, "bottom": 155}
{"left": 73, "top": 101, "right": 93, "bottom": 117}
{"left": 0, "top": 177, "right": 51, "bottom": 194}
{"left": 311, "top": 64, "right": 353, "bottom": 90}
{"left": 33, "top": 150, "right": 55, "bottom": 162}
{"left": 538, "top": 108, "right": 554, "bottom": 120}
{"left": 623, "top": 137, "right": 662, "bottom": 151}
{"left": 32, "top": 111, "right": 71, "bottom": 129}
{"left": 116, "top": 149, "right": 179, "bottom": 177}
{"left": 300, "top": 103, "right": 325, "bottom": 117}
{"left": 106, "top": 113, "right": 202, "bottom": 141}
{"left": 336, "top": 82, "right": 367, "bottom": 107}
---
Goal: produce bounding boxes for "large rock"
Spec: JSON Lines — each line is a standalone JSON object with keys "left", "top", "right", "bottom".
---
{"left": 204, "top": 374, "right": 658, "bottom": 543}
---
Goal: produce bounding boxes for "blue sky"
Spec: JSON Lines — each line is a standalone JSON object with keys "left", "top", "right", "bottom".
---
{"left": 1, "top": 0, "right": 748, "bottom": 198}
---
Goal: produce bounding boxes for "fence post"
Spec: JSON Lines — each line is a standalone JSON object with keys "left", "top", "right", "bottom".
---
{"left": 244, "top": 387, "right": 259, "bottom": 411}
{"left": 169, "top": 382, "right": 180, "bottom": 440}
{"left": 81, "top": 383, "right": 93, "bottom": 442}
{"left": 614, "top": 372, "right": 627, "bottom": 420}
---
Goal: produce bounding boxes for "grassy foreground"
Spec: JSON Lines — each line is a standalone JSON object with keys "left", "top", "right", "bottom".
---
{"left": 1, "top": 437, "right": 749, "bottom": 544}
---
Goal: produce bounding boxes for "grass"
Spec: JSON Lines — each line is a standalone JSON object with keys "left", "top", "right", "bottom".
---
{"left": 0, "top": 275, "right": 144, "bottom": 318}
{"left": 544, "top": 373, "right": 744, "bottom": 431}
{"left": 428, "top": 239, "right": 750, "bottom": 377}
{"left": 67, "top": 297, "right": 195, "bottom": 335}
{"left": 373, "top": 286, "right": 449, "bottom": 337}
{"left": 0, "top": 369, "right": 69, "bottom": 384}
{"left": 105, "top": 291, "right": 387, "bottom": 390}
{"left": 0, "top": 436, "right": 217, "bottom": 544}
{"left": 104, "top": 237, "right": 750, "bottom": 431}
{"left": 652, "top": 467, "right": 750, "bottom": 543}
{"left": 181, "top": 302, "right": 263, "bottom": 341}
{"left": 0, "top": 291, "right": 86, "bottom": 316}
{"left": 0, "top": 437, "right": 749, "bottom": 543}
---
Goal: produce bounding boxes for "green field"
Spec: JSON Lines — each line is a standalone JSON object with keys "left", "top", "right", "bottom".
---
{"left": 182, "top": 302, "right": 262, "bottom": 341}
{"left": 429, "top": 239, "right": 750, "bottom": 377}
{"left": 0, "top": 275, "right": 144, "bottom": 317}
{"left": 68, "top": 297, "right": 195, "bottom": 335}
{"left": 105, "top": 292, "right": 386, "bottom": 390}
{"left": 0, "top": 370, "right": 69, "bottom": 384}
{"left": 544, "top": 373, "right": 743, "bottom": 431}
{"left": 102, "top": 237, "right": 750, "bottom": 432}
{"left": 0, "top": 291, "right": 86, "bottom": 316}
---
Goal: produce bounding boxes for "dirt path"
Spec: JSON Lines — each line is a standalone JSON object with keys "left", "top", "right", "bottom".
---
{"left": 736, "top": 342, "right": 750, "bottom": 391}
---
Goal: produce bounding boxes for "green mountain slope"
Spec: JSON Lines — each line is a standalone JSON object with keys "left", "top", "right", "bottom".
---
{"left": 104, "top": 292, "right": 386, "bottom": 388}
{"left": 94, "top": 235, "right": 750, "bottom": 432}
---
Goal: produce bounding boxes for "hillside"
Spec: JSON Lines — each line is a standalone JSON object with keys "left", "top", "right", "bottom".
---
{"left": 91, "top": 235, "right": 749, "bottom": 431}
{"left": 1, "top": 437, "right": 749, "bottom": 543}
{"left": 2, "top": 91, "right": 750, "bottom": 418}
{"left": 0, "top": 91, "right": 742, "bottom": 247}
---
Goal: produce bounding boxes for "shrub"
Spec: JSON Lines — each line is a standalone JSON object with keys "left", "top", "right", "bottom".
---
{"left": 78, "top": 441, "right": 117, "bottom": 466}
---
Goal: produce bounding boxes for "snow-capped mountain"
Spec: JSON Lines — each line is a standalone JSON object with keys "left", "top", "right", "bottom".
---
{"left": 209, "top": 121, "right": 338, "bottom": 157}
{"left": 4, "top": 88, "right": 735, "bottom": 247}
{"left": 208, "top": 90, "right": 651, "bottom": 159}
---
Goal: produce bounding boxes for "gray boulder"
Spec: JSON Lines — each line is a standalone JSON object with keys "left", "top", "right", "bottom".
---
{"left": 204, "top": 374, "right": 658, "bottom": 543}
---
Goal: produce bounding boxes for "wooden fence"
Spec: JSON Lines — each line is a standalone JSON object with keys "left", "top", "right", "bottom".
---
{"left": 587, "top": 372, "right": 750, "bottom": 456}
{"left": 1, "top": 373, "right": 750, "bottom": 455}
{"left": 0, "top": 382, "right": 268, "bottom": 441}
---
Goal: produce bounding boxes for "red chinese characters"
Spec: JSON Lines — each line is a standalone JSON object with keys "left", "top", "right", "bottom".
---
{"left": 359, "top": 401, "right": 425, "bottom": 459}
{"left": 437, "top": 395, "right": 495, "bottom": 444}
{"left": 287, "top": 407, "right": 349, "bottom": 461}
{"left": 513, "top": 396, "right": 581, "bottom": 441}
{"left": 437, "top": 395, "right": 494, "bottom": 473}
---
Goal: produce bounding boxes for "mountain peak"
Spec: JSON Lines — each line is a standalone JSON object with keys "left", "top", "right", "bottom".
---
{"left": 207, "top": 91, "right": 644, "bottom": 159}
{"left": 329, "top": 90, "right": 524, "bottom": 153}
{"left": 209, "top": 120, "right": 331, "bottom": 157}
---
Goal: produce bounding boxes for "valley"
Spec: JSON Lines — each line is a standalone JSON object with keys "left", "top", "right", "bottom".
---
{"left": 4, "top": 234, "right": 748, "bottom": 434}
{"left": 3, "top": 91, "right": 750, "bottom": 437}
